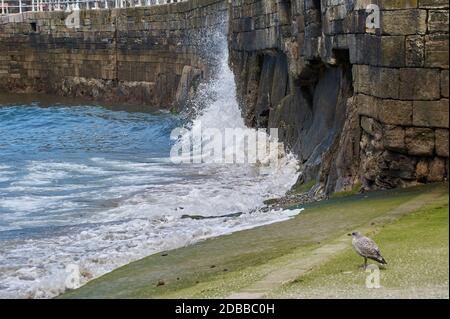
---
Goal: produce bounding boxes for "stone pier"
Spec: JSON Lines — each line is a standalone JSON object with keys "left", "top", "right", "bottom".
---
{"left": 228, "top": 0, "right": 449, "bottom": 192}
{"left": 0, "top": 0, "right": 227, "bottom": 108}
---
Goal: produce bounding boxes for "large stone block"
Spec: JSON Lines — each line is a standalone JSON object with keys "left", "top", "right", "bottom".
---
{"left": 383, "top": 125, "right": 406, "bottom": 152}
{"left": 405, "top": 127, "right": 435, "bottom": 156}
{"left": 413, "top": 99, "right": 449, "bottom": 128}
{"left": 238, "top": 27, "right": 279, "bottom": 51}
{"left": 352, "top": 64, "right": 371, "bottom": 94}
{"left": 349, "top": 34, "right": 380, "bottom": 65}
{"left": 435, "top": 129, "right": 449, "bottom": 157}
{"left": 380, "top": 36, "right": 405, "bottom": 67}
{"left": 428, "top": 10, "right": 450, "bottom": 33}
{"left": 356, "top": 94, "right": 379, "bottom": 118}
{"left": 399, "top": 68, "right": 441, "bottom": 100}
{"left": 415, "top": 159, "right": 429, "bottom": 181}
{"left": 371, "top": 67, "right": 400, "bottom": 99}
{"left": 441, "top": 70, "right": 449, "bottom": 98}
{"left": 405, "top": 35, "right": 424, "bottom": 67}
{"left": 428, "top": 157, "right": 447, "bottom": 182}
{"left": 381, "top": 0, "right": 418, "bottom": 9}
{"left": 277, "top": 0, "right": 292, "bottom": 26}
{"left": 418, "top": 0, "right": 449, "bottom": 9}
{"left": 340, "top": 10, "right": 356, "bottom": 34}
{"left": 381, "top": 10, "right": 427, "bottom": 35}
{"left": 425, "top": 34, "right": 449, "bottom": 69}
{"left": 378, "top": 99, "right": 413, "bottom": 125}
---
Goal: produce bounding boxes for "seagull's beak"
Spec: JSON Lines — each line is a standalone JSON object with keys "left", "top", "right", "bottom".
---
{"left": 347, "top": 233, "right": 351, "bottom": 236}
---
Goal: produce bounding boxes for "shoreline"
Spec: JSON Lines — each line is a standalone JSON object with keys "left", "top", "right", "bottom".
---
{"left": 60, "top": 183, "right": 449, "bottom": 299}
{"left": 0, "top": 92, "right": 169, "bottom": 113}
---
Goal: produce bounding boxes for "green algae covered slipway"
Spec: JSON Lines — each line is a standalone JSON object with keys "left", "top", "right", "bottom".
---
{"left": 61, "top": 183, "right": 449, "bottom": 299}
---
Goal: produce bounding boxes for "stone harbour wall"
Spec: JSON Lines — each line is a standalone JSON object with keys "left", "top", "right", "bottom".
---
{"left": 0, "top": 0, "right": 448, "bottom": 194}
{"left": 228, "top": 0, "right": 449, "bottom": 193}
{"left": 0, "top": 0, "right": 228, "bottom": 109}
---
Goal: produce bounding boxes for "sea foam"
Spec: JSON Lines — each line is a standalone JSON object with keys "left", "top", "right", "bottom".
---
{"left": 0, "top": 45, "right": 301, "bottom": 299}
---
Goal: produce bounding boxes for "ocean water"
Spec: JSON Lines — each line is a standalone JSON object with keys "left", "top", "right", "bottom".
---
{"left": 0, "top": 55, "right": 300, "bottom": 298}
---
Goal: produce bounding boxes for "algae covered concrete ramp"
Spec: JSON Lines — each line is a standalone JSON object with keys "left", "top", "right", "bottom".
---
{"left": 227, "top": 186, "right": 446, "bottom": 299}
{"left": 61, "top": 184, "right": 448, "bottom": 299}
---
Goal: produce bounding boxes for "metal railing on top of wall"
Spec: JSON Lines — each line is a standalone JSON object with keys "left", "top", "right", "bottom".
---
{"left": 0, "top": 0, "right": 185, "bottom": 15}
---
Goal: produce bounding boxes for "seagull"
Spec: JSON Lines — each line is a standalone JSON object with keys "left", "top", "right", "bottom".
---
{"left": 349, "top": 232, "right": 387, "bottom": 269}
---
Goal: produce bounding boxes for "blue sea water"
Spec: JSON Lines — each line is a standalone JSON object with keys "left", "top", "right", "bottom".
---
{"left": 0, "top": 58, "right": 300, "bottom": 298}
{"left": 0, "top": 105, "right": 180, "bottom": 234}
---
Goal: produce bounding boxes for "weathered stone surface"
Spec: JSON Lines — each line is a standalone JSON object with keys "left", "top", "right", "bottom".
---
{"left": 356, "top": 94, "right": 378, "bottom": 119}
{"left": 428, "top": 10, "right": 450, "bottom": 33}
{"left": 271, "top": 53, "right": 289, "bottom": 108}
{"left": 371, "top": 67, "right": 400, "bottom": 99}
{"left": 413, "top": 99, "right": 449, "bottom": 128}
{"left": 378, "top": 99, "right": 412, "bottom": 126}
{"left": 405, "top": 127, "right": 435, "bottom": 156}
{"left": 326, "top": 97, "right": 361, "bottom": 194}
{"left": 425, "top": 34, "right": 449, "bottom": 69}
{"left": 383, "top": 125, "right": 406, "bottom": 153}
{"left": 381, "top": 0, "right": 418, "bottom": 9}
{"left": 236, "top": 27, "right": 279, "bottom": 51}
{"left": 383, "top": 151, "right": 417, "bottom": 180}
{"left": 242, "top": 52, "right": 262, "bottom": 127}
{"left": 418, "top": 0, "right": 449, "bottom": 9}
{"left": 352, "top": 65, "right": 371, "bottom": 94}
{"left": 416, "top": 159, "right": 429, "bottom": 181}
{"left": 406, "top": 35, "right": 425, "bottom": 67}
{"left": 435, "top": 129, "right": 449, "bottom": 157}
{"left": 381, "top": 10, "right": 426, "bottom": 35}
{"left": 428, "top": 157, "right": 447, "bottom": 182}
{"left": 349, "top": 34, "right": 379, "bottom": 65}
{"left": 174, "top": 65, "right": 202, "bottom": 111}
{"left": 277, "top": 0, "right": 292, "bottom": 26}
{"left": 441, "top": 70, "right": 449, "bottom": 98}
{"left": 399, "top": 68, "right": 441, "bottom": 100}
{"left": 297, "top": 66, "right": 351, "bottom": 163}
{"left": 361, "top": 116, "right": 382, "bottom": 138}
{"left": 255, "top": 54, "right": 276, "bottom": 127}
{"left": 380, "top": 36, "right": 405, "bottom": 67}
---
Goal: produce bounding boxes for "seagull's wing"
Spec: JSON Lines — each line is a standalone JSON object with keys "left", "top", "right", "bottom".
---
{"left": 355, "top": 236, "right": 381, "bottom": 259}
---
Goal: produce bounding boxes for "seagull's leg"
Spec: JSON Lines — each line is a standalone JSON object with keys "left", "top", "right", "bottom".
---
{"left": 364, "top": 257, "right": 367, "bottom": 270}
{"left": 359, "top": 258, "right": 365, "bottom": 269}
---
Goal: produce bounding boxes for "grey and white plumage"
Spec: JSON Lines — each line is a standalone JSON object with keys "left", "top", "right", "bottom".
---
{"left": 349, "top": 232, "right": 387, "bottom": 268}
